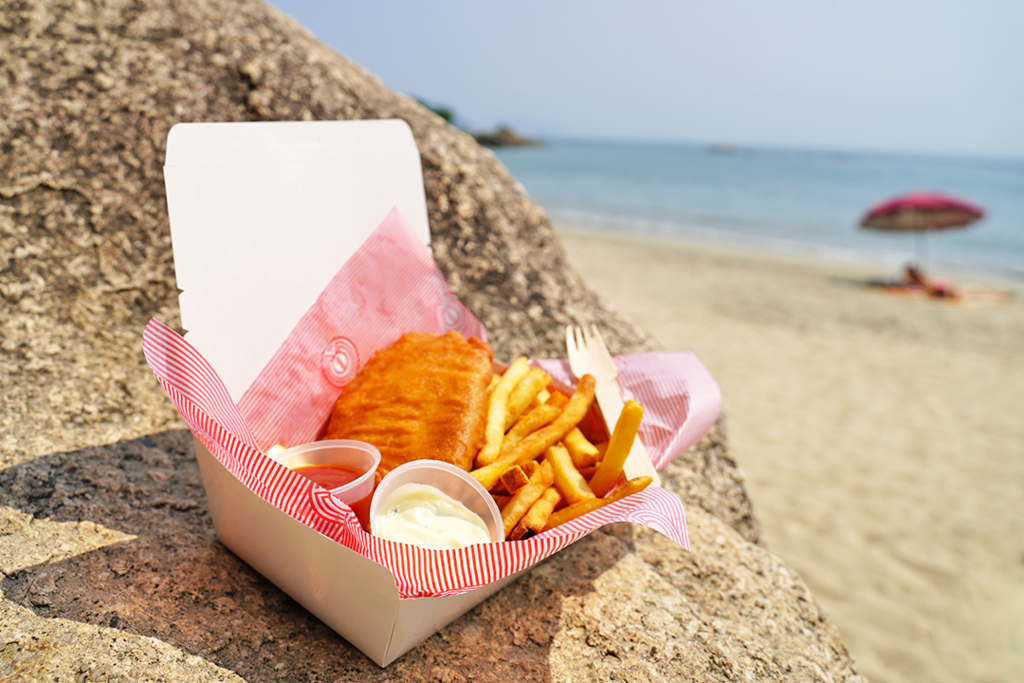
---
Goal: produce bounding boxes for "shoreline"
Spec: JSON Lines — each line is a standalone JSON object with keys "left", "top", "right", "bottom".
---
{"left": 555, "top": 224, "right": 1024, "bottom": 683}
{"left": 548, "top": 216, "right": 1024, "bottom": 288}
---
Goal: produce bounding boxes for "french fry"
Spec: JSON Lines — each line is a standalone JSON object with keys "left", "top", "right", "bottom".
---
{"left": 545, "top": 443, "right": 595, "bottom": 505}
{"left": 485, "top": 372, "right": 501, "bottom": 396}
{"left": 472, "top": 375, "right": 596, "bottom": 491}
{"left": 499, "top": 465, "right": 530, "bottom": 494}
{"left": 579, "top": 465, "right": 597, "bottom": 480}
{"left": 500, "top": 403, "right": 561, "bottom": 456}
{"left": 503, "top": 368, "right": 552, "bottom": 430}
{"left": 510, "top": 486, "right": 561, "bottom": 541}
{"left": 588, "top": 400, "right": 644, "bottom": 497}
{"left": 563, "top": 428, "right": 602, "bottom": 468}
{"left": 546, "top": 390, "right": 569, "bottom": 409}
{"left": 491, "top": 493, "right": 511, "bottom": 510}
{"left": 501, "top": 460, "right": 554, "bottom": 539}
{"left": 521, "top": 460, "right": 539, "bottom": 479}
{"left": 476, "top": 357, "right": 531, "bottom": 467}
{"left": 531, "top": 388, "right": 551, "bottom": 408}
{"left": 542, "top": 476, "right": 653, "bottom": 531}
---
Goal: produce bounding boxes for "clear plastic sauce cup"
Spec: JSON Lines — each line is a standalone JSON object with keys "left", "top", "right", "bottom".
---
{"left": 272, "top": 440, "right": 381, "bottom": 529}
{"left": 370, "top": 460, "right": 503, "bottom": 546}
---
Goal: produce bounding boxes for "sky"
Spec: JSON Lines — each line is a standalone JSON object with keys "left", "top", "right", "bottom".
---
{"left": 268, "top": 0, "right": 1024, "bottom": 159}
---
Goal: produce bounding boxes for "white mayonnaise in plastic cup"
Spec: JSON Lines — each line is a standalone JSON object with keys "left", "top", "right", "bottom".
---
{"left": 370, "top": 460, "right": 503, "bottom": 548}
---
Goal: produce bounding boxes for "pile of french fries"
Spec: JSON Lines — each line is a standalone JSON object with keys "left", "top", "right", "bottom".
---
{"left": 470, "top": 357, "right": 652, "bottom": 541}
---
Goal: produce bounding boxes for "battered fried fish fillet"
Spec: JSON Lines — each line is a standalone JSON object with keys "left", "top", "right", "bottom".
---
{"left": 323, "top": 331, "right": 493, "bottom": 476}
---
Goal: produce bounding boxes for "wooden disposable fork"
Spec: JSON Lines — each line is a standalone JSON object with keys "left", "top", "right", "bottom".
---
{"left": 565, "top": 325, "right": 661, "bottom": 486}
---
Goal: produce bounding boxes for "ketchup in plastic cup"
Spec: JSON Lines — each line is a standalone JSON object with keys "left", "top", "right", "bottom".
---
{"left": 272, "top": 440, "right": 381, "bottom": 529}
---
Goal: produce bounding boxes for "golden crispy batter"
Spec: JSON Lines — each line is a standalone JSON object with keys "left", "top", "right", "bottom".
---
{"left": 323, "top": 331, "right": 493, "bottom": 475}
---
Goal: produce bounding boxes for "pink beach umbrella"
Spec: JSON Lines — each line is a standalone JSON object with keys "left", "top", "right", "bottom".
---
{"left": 859, "top": 191, "right": 985, "bottom": 269}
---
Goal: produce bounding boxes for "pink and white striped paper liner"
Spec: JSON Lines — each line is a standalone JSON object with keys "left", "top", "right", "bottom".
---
{"left": 535, "top": 353, "right": 721, "bottom": 472}
{"left": 144, "top": 209, "right": 721, "bottom": 598}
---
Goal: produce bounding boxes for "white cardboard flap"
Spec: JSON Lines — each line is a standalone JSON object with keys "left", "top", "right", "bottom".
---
{"left": 163, "top": 120, "right": 430, "bottom": 402}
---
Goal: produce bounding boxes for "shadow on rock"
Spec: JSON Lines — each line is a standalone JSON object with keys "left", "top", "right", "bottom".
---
{"left": 2, "top": 430, "right": 629, "bottom": 681}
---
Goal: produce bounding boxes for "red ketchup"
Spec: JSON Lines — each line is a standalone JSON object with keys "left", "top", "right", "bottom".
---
{"left": 292, "top": 463, "right": 374, "bottom": 529}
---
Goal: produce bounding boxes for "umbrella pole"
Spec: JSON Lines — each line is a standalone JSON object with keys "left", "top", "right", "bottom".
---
{"left": 915, "top": 229, "right": 928, "bottom": 271}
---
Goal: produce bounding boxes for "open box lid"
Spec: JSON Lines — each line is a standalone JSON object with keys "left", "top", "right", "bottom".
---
{"left": 163, "top": 120, "right": 430, "bottom": 402}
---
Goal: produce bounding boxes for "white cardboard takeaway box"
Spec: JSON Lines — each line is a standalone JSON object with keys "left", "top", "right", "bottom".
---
{"left": 191, "top": 437, "right": 517, "bottom": 667}
{"left": 164, "top": 120, "right": 519, "bottom": 666}
{"left": 159, "top": 120, "right": 707, "bottom": 668}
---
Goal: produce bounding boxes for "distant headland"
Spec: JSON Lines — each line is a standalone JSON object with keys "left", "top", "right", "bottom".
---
{"left": 416, "top": 99, "right": 541, "bottom": 147}
{"left": 471, "top": 125, "right": 542, "bottom": 148}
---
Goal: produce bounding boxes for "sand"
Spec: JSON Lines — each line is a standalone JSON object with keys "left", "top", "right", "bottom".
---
{"left": 556, "top": 226, "right": 1024, "bottom": 683}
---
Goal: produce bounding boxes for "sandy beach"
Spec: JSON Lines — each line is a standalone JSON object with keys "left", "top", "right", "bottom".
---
{"left": 556, "top": 226, "right": 1024, "bottom": 683}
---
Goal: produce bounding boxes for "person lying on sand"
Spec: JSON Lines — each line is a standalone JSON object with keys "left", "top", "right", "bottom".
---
{"left": 903, "top": 264, "right": 961, "bottom": 299}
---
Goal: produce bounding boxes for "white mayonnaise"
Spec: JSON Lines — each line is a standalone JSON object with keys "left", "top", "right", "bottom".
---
{"left": 374, "top": 483, "right": 491, "bottom": 549}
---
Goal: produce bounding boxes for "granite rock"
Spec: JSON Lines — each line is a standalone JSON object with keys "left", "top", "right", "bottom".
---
{"left": 0, "top": 0, "right": 861, "bottom": 680}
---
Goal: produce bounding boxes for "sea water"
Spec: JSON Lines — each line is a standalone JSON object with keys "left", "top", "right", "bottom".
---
{"left": 494, "top": 140, "right": 1024, "bottom": 281}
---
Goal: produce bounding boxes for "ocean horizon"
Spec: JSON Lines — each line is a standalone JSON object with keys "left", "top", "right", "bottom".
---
{"left": 493, "top": 139, "right": 1024, "bottom": 283}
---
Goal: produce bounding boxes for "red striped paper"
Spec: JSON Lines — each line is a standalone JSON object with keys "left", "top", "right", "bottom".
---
{"left": 535, "top": 353, "right": 721, "bottom": 471}
{"left": 143, "top": 209, "right": 721, "bottom": 598}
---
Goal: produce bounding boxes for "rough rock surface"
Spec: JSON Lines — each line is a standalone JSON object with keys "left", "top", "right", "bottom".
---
{"left": 0, "top": 0, "right": 863, "bottom": 680}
